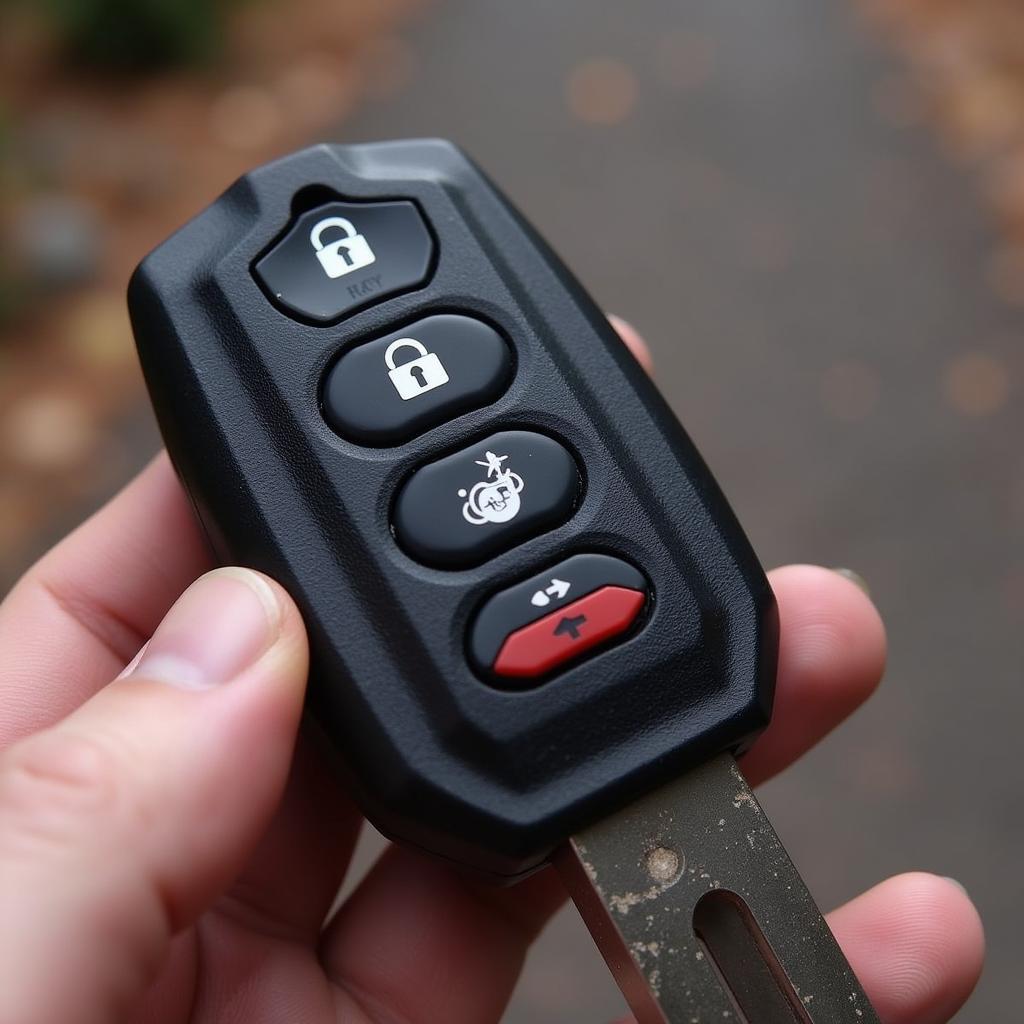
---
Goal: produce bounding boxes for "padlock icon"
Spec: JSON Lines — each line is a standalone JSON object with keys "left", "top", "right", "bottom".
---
{"left": 385, "top": 338, "right": 450, "bottom": 401}
{"left": 310, "top": 216, "right": 376, "bottom": 279}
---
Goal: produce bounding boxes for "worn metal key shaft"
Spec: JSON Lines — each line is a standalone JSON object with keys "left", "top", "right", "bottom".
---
{"left": 560, "top": 755, "right": 880, "bottom": 1023}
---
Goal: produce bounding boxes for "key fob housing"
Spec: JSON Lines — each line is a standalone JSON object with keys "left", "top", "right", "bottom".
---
{"left": 129, "top": 140, "right": 777, "bottom": 881}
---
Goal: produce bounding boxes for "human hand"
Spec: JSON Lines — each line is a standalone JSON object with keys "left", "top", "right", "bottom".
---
{"left": 0, "top": 323, "right": 983, "bottom": 1024}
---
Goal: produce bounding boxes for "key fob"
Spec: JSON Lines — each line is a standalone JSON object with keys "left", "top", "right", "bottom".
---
{"left": 128, "top": 139, "right": 777, "bottom": 881}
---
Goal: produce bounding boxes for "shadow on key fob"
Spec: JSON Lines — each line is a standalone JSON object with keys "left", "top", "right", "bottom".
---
{"left": 129, "top": 139, "right": 881, "bottom": 1023}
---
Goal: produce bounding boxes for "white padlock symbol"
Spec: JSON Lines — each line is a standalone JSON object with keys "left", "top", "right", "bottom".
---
{"left": 310, "top": 216, "right": 376, "bottom": 278}
{"left": 385, "top": 338, "right": 450, "bottom": 401}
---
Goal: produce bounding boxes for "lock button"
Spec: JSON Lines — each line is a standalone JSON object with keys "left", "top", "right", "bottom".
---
{"left": 323, "top": 314, "right": 513, "bottom": 446}
{"left": 385, "top": 338, "right": 450, "bottom": 400}
{"left": 254, "top": 200, "right": 433, "bottom": 324}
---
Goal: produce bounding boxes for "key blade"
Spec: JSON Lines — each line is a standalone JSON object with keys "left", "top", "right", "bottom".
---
{"left": 557, "top": 754, "right": 880, "bottom": 1023}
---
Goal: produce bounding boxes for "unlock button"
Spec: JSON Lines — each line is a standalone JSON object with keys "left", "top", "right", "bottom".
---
{"left": 323, "top": 315, "right": 513, "bottom": 445}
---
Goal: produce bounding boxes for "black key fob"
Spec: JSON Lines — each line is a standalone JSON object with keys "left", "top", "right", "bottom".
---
{"left": 129, "top": 140, "right": 883, "bottom": 1024}
{"left": 129, "top": 139, "right": 776, "bottom": 880}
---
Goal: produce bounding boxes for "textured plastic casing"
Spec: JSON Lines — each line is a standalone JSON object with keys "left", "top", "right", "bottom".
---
{"left": 128, "top": 140, "right": 778, "bottom": 881}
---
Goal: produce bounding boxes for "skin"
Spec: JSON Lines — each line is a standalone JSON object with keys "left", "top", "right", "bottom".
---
{"left": 0, "top": 322, "right": 984, "bottom": 1024}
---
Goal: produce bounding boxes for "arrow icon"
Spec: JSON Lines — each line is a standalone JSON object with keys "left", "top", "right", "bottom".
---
{"left": 553, "top": 614, "right": 587, "bottom": 641}
{"left": 530, "top": 578, "right": 572, "bottom": 608}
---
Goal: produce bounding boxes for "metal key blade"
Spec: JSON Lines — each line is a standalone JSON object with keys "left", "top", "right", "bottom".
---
{"left": 557, "top": 754, "right": 881, "bottom": 1023}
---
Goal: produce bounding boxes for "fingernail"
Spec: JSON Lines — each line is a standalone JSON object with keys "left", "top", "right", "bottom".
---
{"left": 131, "top": 568, "right": 282, "bottom": 689}
{"left": 943, "top": 876, "right": 970, "bottom": 899}
{"left": 831, "top": 567, "right": 871, "bottom": 597}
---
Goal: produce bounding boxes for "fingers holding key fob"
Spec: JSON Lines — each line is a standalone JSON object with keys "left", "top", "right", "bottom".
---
{"left": 0, "top": 374, "right": 981, "bottom": 1024}
{"left": 0, "top": 139, "right": 984, "bottom": 1024}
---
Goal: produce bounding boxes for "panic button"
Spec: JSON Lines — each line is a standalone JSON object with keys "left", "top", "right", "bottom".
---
{"left": 469, "top": 553, "right": 648, "bottom": 678}
{"left": 494, "top": 585, "right": 646, "bottom": 680}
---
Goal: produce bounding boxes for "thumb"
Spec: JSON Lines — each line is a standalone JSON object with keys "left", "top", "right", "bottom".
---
{"left": 0, "top": 567, "right": 308, "bottom": 1024}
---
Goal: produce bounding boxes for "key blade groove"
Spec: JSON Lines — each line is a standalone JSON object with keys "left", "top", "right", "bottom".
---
{"left": 557, "top": 753, "right": 881, "bottom": 1023}
{"left": 694, "top": 889, "right": 811, "bottom": 1023}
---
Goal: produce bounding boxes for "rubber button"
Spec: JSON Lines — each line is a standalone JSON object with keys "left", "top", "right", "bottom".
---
{"left": 323, "top": 315, "right": 512, "bottom": 446}
{"left": 469, "top": 553, "right": 647, "bottom": 671}
{"left": 493, "top": 586, "right": 646, "bottom": 679}
{"left": 393, "top": 431, "right": 581, "bottom": 568}
{"left": 254, "top": 200, "right": 433, "bottom": 323}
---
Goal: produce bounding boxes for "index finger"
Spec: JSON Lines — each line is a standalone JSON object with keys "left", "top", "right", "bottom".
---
{"left": 0, "top": 453, "right": 211, "bottom": 746}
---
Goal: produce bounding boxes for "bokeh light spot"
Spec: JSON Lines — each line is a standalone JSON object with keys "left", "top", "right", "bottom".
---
{"left": 63, "top": 292, "right": 133, "bottom": 367}
{"left": 3, "top": 394, "right": 97, "bottom": 470}
{"left": 944, "top": 351, "right": 1010, "bottom": 416}
{"left": 566, "top": 58, "right": 638, "bottom": 125}
{"left": 209, "top": 86, "right": 284, "bottom": 150}
{"left": 276, "top": 55, "right": 358, "bottom": 127}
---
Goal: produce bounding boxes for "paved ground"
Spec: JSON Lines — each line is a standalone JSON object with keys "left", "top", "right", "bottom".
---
{"left": 6, "top": 0, "right": 1020, "bottom": 1020}
{"left": 332, "top": 1, "right": 1021, "bottom": 1020}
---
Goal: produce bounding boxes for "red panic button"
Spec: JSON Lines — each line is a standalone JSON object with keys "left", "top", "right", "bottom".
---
{"left": 493, "top": 586, "right": 646, "bottom": 679}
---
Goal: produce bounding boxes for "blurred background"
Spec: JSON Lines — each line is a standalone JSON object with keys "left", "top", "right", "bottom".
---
{"left": 1, "top": 0, "right": 1021, "bottom": 1020}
